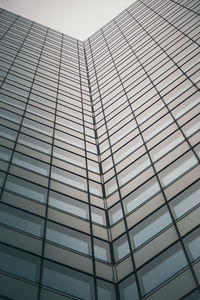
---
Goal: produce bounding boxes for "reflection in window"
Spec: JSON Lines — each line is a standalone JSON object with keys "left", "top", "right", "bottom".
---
{"left": 53, "top": 146, "right": 85, "bottom": 167}
{"left": 55, "top": 130, "right": 84, "bottom": 148}
{"left": 18, "top": 133, "right": 52, "bottom": 154}
{"left": 159, "top": 151, "right": 198, "bottom": 187}
{"left": 183, "top": 227, "right": 200, "bottom": 262}
{"left": 129, "top": 206, "right": 172, "bottom": 249}
{"left": 0, "top": 243, "right": 40, "bottom": 282}
{"left": 0, "top": 125, "right": 18, "bottom": 141}
{"left": 118, "top": 154, "right": 151, "bottom": 187}
{"left": 119, "top": 275, "right": 139, "bottom": 300}
{"left": 0, "top": 203, "right": 44, "bottom": 236}
{"left": 49, "top": 191, "right": 89, "bottom": 219}
{"left": 46, "top": 221, "right": 91, "bottom": 255}
{"left": 138, "top": 242, "right": 188, "bottom": 295}
{"left": 169, "top": 181, "right": 200, "bottom": 219}
{"left": 0, "top": 107, "right": 22, "bottom": 124}
{"left": 114, "top": 135, "right": 143, "bottom": 164}
{"left": 150, "top": 130, "right": 184, "bottom": 162}
{"left": 97, "top": 279, "right": 116, "bottom": 300}
{"left": 12, "top": 152, "right": 49, "bottom": 176}
{"left": 123, "top": 177, "right": 160, "bottom": 214}
{"left": 94, "top": 238, "right": 111, "bottom": 262}
{"left": 5, "top": 175, "right": 47, "bottom": 203}
{"left": 0, "top": 145, "right": 12, "bottom": 161}
{"left": 0, "top": 171, "right": 6, "bottom": 187}
{"left": 22, "top": 118, "right": 53, "bottom": 136}
{"left": 91, "top": 206, "right": 106, "bottom": 226}
{"left": 109, "top": 202, "right": 123, "bottom": 225}
{"left": 51, "top": 166, "right": 87, "bottom": 191}
{"left": 42, "top": 260, "right": 94, "bottom": 300}
{"left": 113, "top": 234, "right": 130, "bottom": 262}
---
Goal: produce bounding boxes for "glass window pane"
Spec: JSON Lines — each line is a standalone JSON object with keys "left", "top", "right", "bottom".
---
{"left": 119, "top": 275, "right": 139, "bottom": 300}
{"left": 42, "top": 260, "right": 94, "bottom": 300}
{"left": 0, "top": 145, "right": 12, "bottom": 161}
{"left": 18, "top": 133, "right": 52, "bottom": 154}
{"left": 49, "top": 190, "right": 89, "bottom": 219}
{"left": 5, "top": 175, "right": 47, "bottom": 203}
{"left": 130, "top": 205, "right": 172, "bottom": 249}
{"left": 138, "top": 242, "right": 188, "bottom": 295}
{"left": 46, "top": 221, "right": 91, "bottom": 255}
{"left": 97, "top": 279, "right": 116, "bottom": 300}
{"left": 159, "top": 151, "right": 198, "bottom": 187}
{"left": 51, "top": 166, "right": 87, "bottom": 191}
{"left": 118, "top": 154, "right": 151, "bottom": 187}
{"left": 91, "top": 206, "right": 106, "bottom": 225}
{"left": 109, "top": 202, "right": 123, "bottom": 225}
{"left": 0, "top": 203, "right": 44, "bottom": 236}
{"left": 94, "top": 238, "right": 111, "bottom": 262}
{"left": 113, "top": 234, "right": 130, "bottom": 262}
{"left": 169, "top": 181, "right": 200, "bottom": 219}
{"left": 12, "top": 152, "right": 50, "bottom": 176}
{"left": 53, "top": 146, "right": 85, "bottom": 168}
{"left": 0, "top": 243, "right": 40, "bottom": 282}
{"left": 183, "top": 227, "right": 200, "bottom": 262}
{"left": 123, "top": 177, "right": 160, "bottom": 214}
{"left": 0, "top": 171, "right": 6, "bottom": 187}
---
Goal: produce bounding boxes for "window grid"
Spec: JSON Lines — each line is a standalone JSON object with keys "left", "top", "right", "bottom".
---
{"left": 0, "top": 1, "right": 200, "bottom": 300}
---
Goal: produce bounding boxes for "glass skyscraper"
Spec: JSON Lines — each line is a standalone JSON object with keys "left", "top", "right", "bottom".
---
{"left": 0, "top": 0, "right": 199, "bottom": 299}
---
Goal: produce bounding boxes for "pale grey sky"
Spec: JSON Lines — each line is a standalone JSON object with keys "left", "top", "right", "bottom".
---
{"left": 0, "top": 0, "right": 137, "bottom": 40}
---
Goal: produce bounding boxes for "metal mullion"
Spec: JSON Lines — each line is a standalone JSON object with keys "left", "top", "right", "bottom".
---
{"left": 114, "top": 14, "right": 200, "bottom": 296}
{"left": 100, "top": 28, "right": 144, "bottom": 300}
{"left": 130, "top": 10, "right": 200, "bottom": 163}
{"left": 0, "top": 21, "right": 39, "bottom": 201}
{"left": 37, "top": 31, "right": 63, "bottom": 300}
{"left": 88, "top": 37, "right": 122, "bottom": 300}
{"left": 140, "top": 0, "right": 199, "bottom": 47}
{"left": 171, "top": 0, "right": 200, "bottom": 15}
{"left": 120, "top": 11, "right": 200, "bottom": 292}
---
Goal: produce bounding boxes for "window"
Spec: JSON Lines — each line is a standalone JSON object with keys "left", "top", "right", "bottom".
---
{"left": 0, "top": 203, "right": 44, "bottom": 236}
{"left": 49, "top": 190, "right": 89, "bottom": 219}
{"left": 123, "top": 177, "right": 160, "bottom": 214}
{"left": 118, "top": 154, "right": 151, "bottom": 187}
{"left": 183, "top": 227, "right": 200, "bottom": 262}
{"left": 109, "top": 202, "right": 123, "bottom": 225}
{"left": 129, "top": 205, "right": 172, "bottom": 249}
{"left": 97, "top": 279, "right": 116, "bottom": 300}
{"left": 150, "top": 130, "right": 184, "bottom": 162}
{"left": 46, "top": 221, "right": 91, "bottom": 255}
{"left": 159, "top": 151, "right": 198, "bottom": 187}
{"left": 0, "top": 145, "right": 12, "bottom": 161}
{"left": 53, "top": 146, "right": 85, "bottom": 168}
{"left": 0, "top": 125, "right": 18, "bottom": 141}
{"left": 169, "top": 181, "right": 200, "bottom": 219}
{"left": 0, "top": 171, "right": 6, "bottom": 187}
{"left": 18, "top": 133, "right": 52, "bottom": 154}
{"left": 12, "top": 152, "right": 49, "bottom": 176}
{"left": 51, "top": 166, "right": 87, "bottom": 191}
{"left": 42, "top": 260, "right": 94, "bottom": 300}
{"left": 119, "top": 275, "right": 139, "bottom": 300}
{"left": 0, "top": 107, "right": 22, "bottom": 124}
{"left": 5, "top": 175, "right": 47, "bottom": 203}
{"left": 113, "top": 234, "right": 130, "bottom": 262}
{"left": 0, "top": 243, "right": 40, "bottom": 282}
{"left": 22, "top": 118, "right": 53, "bottom": 136}
{"left": 94, "top": 238, "right": 111, "bottom": 262}
{"left": 138, "top": 242, "right": 188, "bottom": 295}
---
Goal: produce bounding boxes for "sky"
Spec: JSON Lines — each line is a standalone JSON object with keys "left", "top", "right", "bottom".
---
{"left": 0, "top": 0, "right": 137, "bottom": 40}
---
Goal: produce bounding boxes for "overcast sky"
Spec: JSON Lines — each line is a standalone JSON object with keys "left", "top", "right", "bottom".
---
{"left": 0, "top": 0, "right": 137, "bottom": 40}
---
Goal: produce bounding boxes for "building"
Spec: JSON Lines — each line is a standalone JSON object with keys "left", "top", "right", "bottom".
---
{"left": 0, "top": 0, "right": 200, "bottom": 299}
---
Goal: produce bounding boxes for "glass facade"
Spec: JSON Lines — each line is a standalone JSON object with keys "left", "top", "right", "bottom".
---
{"left": 0, "top": 0, "right": 199, "bottom": 299}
